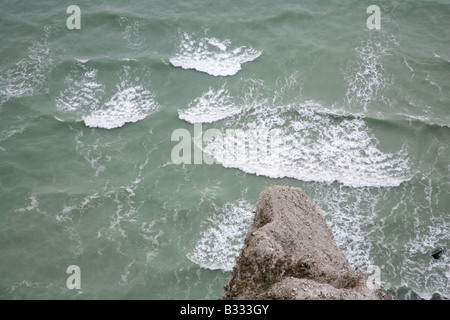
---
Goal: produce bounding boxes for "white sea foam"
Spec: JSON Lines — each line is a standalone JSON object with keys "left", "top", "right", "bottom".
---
{"left": 187, "top": 199, "right": 254, "bottom": 271}
{"left": 139, "top": 220, "right": 164, "bottom": 263}
{"left": 374, "top": 178, "right": 450, "bottom": 298}
{"left": 202, "top": 99, "right": 411, "bottom": 188}
{"left": 181, "top": 75, "right": 410, "bottom": 187}
{"left": 178, "top": 85, "right": 242, "bottom": 123}
{"left": 311, "top": 176, "right": 449, "bottom": 297}
{"left": 16, "top": 194, "right": 42, "bottom": 213}
{"left": 425, "top": 73, "right": 442, "bottom": 94}
{"left": 55, "top": 63, "right": 105, "bottom": 115}
{"left": 179, "top": 77, "right": 273, "bottom": 125}
{"left": 57, "top": 64, "right": 160, "bottom": 129}
{"left": 120, "top": 260, "right": 136, "bottom": 285}
{"left": 83, "top": 85, "right": 159, "bottom": 129}
{"left": 312, "top": 186, "right": 381, "bottom": 269}
{"left": 0, "top": 118, "right": 27, "bottom": 145}
{"left": 403, "top": 113, "right": 450, "bottom": 128}
{"left": 118, "top": 17, "right": 145, "bottom": 50}
{"left": 344, "top": 34, "right": 397, "bottom": 110}
{"left": 0, "top": 27, "right": 54, "bottom": 105}
{"left": 170, "top": 33, "right": 261, "bottom": 76}
{"left": 6, "top": 280, "right": 54, "bottom": 297}
{"left": 403, "top": 57, "right": 414, "bottom": 74}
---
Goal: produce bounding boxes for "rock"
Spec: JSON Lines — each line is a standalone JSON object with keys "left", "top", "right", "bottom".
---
{"left": 221, "top": 185, "right": 396, "bottom": 300}
{"left": 431, "top": 248, "right": 445, "bottom": 260}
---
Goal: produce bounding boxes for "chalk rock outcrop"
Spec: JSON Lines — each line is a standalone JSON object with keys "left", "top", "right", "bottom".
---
{"left": 221, "top": 185, "right": 395, "bottom": 300}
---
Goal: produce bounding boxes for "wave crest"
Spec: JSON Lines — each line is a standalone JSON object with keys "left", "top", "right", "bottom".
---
{"left": 170, "top": 33, "right": 261, "bottom": 76}
{"left": 56, "top": 63, "right": 160, "bottom": 129}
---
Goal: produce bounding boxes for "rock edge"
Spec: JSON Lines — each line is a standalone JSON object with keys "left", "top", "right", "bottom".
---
{"left": 221, "top": 185, "right": 395, "bottom": 300}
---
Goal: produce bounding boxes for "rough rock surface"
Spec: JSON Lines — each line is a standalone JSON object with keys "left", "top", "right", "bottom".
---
{"left": 221, "top": 185, "right": 395, "bottom": 300}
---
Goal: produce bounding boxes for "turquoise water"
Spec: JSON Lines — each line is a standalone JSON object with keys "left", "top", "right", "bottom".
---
{"left": 0, "top": 0, "right": 449, "bottom": 299}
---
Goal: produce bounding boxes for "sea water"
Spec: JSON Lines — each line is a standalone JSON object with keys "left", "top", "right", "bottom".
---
{"left": 0, "top": 0, "right": 448, "bottom": 299}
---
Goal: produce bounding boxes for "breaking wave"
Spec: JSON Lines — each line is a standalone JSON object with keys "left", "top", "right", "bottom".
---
{"left": 55, "top": 63, "right": 160, "bottom": 129}
{"left": 170, "top": 32, "right": 261, "bottom": 76}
